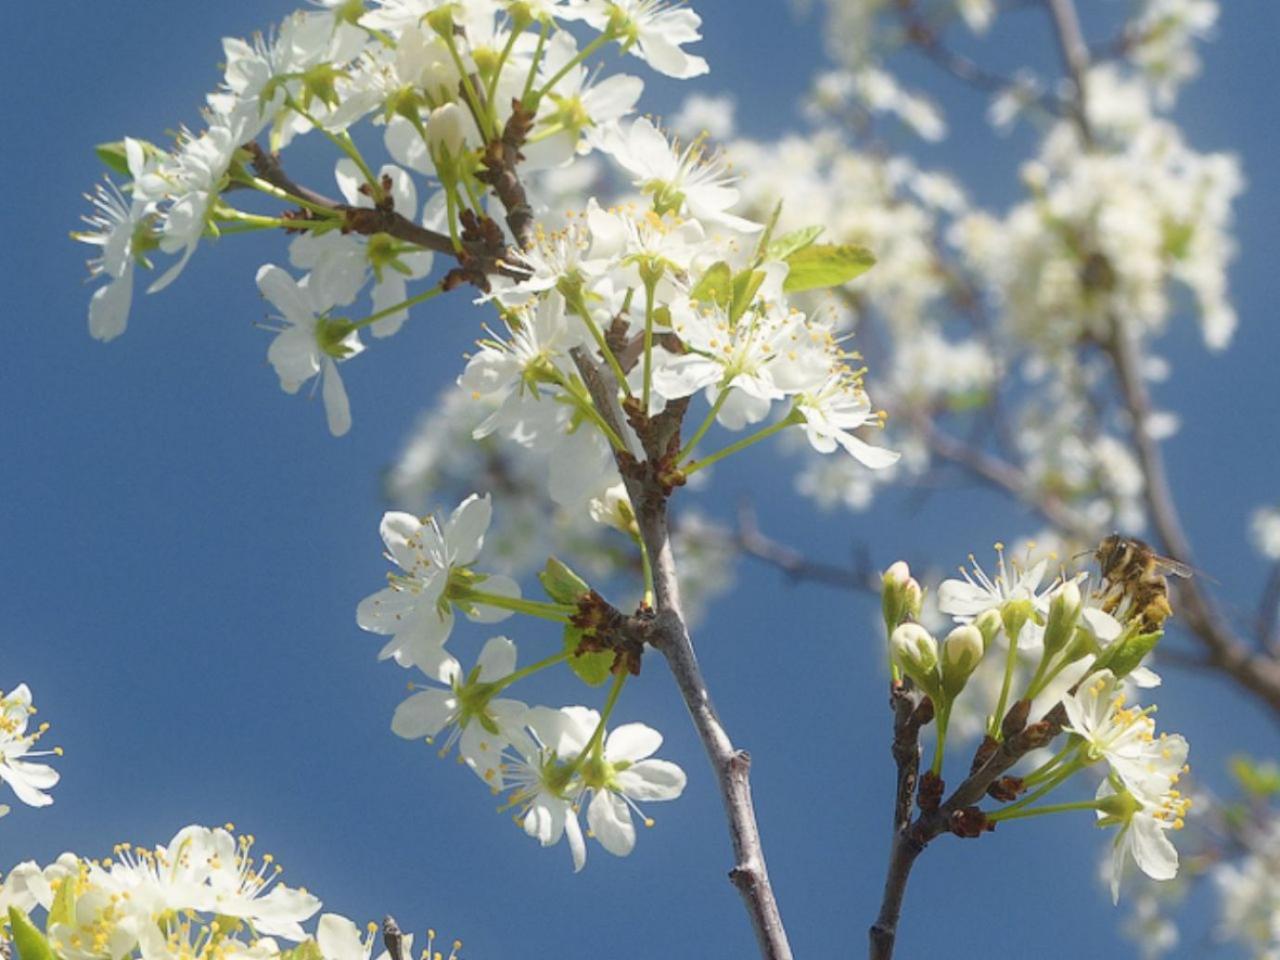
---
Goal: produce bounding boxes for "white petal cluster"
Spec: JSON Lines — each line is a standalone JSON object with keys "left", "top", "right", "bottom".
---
{"left": 0, "top": 684, "right": 61, "bottom": 815}
{"left": 357, "top": 494, "right": 520, "bottom": 675}
{"left": 1, "top": 831, "right": 467, "bottom": 960}
{"left": 1213, "top": 819, "right": 1280, "bottom": 959}
{"left": 499, "top": 705, "right": 686, "bottom": 871}
{"left": 385, "top": 383, "right": 739, "bottom": 625}
{"left": 953, "top": 66, "right": 1243, "bottom": 354}
{"left": 74, "top": 0, "right": 714, "bottom": 436}
{"left": 2, "top": 825, "right": 320, "bottom": 960}
{"left": 1064, "top": 671, "right": 1188, "bottom": 808}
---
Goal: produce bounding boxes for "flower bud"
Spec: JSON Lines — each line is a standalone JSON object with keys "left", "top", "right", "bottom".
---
{"left": 941, "top": 625, "right": 985, "bottom": 699}
{"left": 426, "top": 103, "right": 467, "bottom": 159}
{"left": 426, "top": 6, "right": 456, "bottom": 38}
{"left": 891, "top": 623, "right": 940, "bottom": 697}
{"left": 1042, "top": 579, "right": 1083, "bottom": 658}
{"left": 507, "top": 1, "right": 536, "bottom": 29}
{"left": 974, "top": 608, "right": 1003, "bottom": 647}
{"left": 881, "top": 561, "right": 923, "bottom": 635}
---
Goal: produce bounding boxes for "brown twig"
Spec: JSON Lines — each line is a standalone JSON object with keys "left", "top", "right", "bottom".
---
{"left": 242, "top": 142, "right": 527, "bottom": 283}
{"left": 1107, "top": 328, "right": 1280, "bottom": 714}
{"left": 571, "top": 347, "right": 794, "bottom": 960}
{"left": 919, "top": 419, "right": 1095, "bottom": 539}
{"left": 892, "top": 0, "right": 1063, "bottom": 117}
{"left": 1259, "top": 563, "right": 1280, "bottom": 655}
{"left": 869, "top": 700, "right": 1065, "bottom": 958}
{"left": 868, "top": 682, "right": 931, "bottom": 960}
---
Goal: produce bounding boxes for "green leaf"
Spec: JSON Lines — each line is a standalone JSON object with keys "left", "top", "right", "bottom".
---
{"left": 9, "top": 907, "right": 54, "bottom": 960}
{"left": 729, "top": 269, "right": 766, "bottom": 324}
{"left": 782, "top": 243, "right": 876, "bottom": 293}
{"left": 766, "top": 225, "right": 824, "bottom": 262}
{"left": 539, "top": 557, "right": 590, "bottom": 605}
{"left": 563, "top": 627, "right": 612, "bottom": 687}
{"left": 1230, "top": 755, "right": 1280, "bottom": 798}
{"left": 689, "top": 261, "right": 733, "bottom": 308}
{"left": 46, "top": 875, "right": 76, "bottom": 933}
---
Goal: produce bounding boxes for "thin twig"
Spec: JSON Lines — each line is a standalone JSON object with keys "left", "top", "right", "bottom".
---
{"left": 734, "top": 501, "right": 880, "bottom": 593}
{"left": 243, "top": 143, "right": 528, "bottom": 282}
{"left": 920, "top": 420, "right": 1094, "bottom": 539}
{"left": 869, "top": 696, "right": 1066, "bottom": 959}
{"left": 1043, "top": 0, "right": 1094, "bottom": 144}
{"left": 1259, "top": 563, "right": 1280, "bottom": 655}
{"left": 571, "top": 348, "right": 794, "bottom": 960}
{"left": 869, "top": 681, "right": 930, "bottom": 960}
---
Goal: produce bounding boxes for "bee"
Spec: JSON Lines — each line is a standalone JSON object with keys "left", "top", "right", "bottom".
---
{"left": 1094, "top": 534, "right": 1192, "bottom": 632}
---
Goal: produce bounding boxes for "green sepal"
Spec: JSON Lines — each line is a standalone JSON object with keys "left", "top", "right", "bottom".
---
{"left": 689, "top": 261, "right": 733, "bottom": 308}
{"left": 46, "top": 875, "right": 76, "bottom": 933}
{"left": 539, "top": 557, "right": 590, "bottom": 605}
{"left": 563, "top": 627, "right": 612, "bottom": 687}
{"left": 1097, "top": 628, "right": 1162, "bottom": 679}
{"left": 782, "top": 243, "right": 876, "bottom": 293}
{"left": 94, "top": 139, "right": 160, "bottom": 177}
{"left": 281, "top": 940, "right": 325, "bottom": 960}
{"left": 765, "top": 225, "right": 824, "bottom": 262}
{"left": 729, "top": 269, "right": 766, "bottom": 324}
{"left": 8, "top": 907, "right": 54, "bottom": 960}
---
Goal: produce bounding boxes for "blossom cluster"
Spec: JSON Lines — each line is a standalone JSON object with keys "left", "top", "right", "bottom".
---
{"left": 356, "top": 494, "right": 685, "bottom": 871}
{"left": 709, "top": 0, "right": 1240, "bottom": 549}
{"left": 0, "top": 683, "right": 60, "bottom": 818}
{"left": 882, "top": 539, "right": 1190, "bottom": 903}
{"left": 0, "top": 826, "right": 461, "bottom": 960}
{"left": 386, "top": 382, "right": 737, "bottom": 626}
{"left": 72, "top": 0, "right": 903, "bottom": 892}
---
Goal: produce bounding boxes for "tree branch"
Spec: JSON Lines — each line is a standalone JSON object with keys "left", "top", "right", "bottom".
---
{"left": 869, "top": 695, "right": 1066, "bottom": 959}
{"left": 869, "top": 682, "right": 930, "bottom": 960}
{"left": 571, "top": 348, "right": 794, "bottom": 960}
{"left": 242, "top": 143, "right": 527, "bottom": 282}
{"left": 1043, "top": 0, "right": 1095, "bottom": 144}
{"left": 1107, "top": 329, "right": 1280, "bottom": 713}
{"left": 920, "top": 420, "right": 1095, "bottom": 539}
{"left": 1040, "top": 0, "right": 1280, "bottom": 716}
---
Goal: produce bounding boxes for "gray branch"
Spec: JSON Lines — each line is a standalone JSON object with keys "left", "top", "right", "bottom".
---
{"left": 571, "top": 348, "right": 795, "bottom": 960}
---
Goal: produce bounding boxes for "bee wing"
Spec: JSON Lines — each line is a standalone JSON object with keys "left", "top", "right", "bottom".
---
{"left": 1151, "top": 556, "right": 1195, "bottom": 579}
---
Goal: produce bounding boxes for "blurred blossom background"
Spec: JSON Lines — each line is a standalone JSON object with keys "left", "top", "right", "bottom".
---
{"left": 3, "top": 1, "right": 1279, "bottom": 957}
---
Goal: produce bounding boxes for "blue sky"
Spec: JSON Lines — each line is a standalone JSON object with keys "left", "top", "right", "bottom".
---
{"left": 3, "top": 2, "right": 1279, "bottom": 958}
